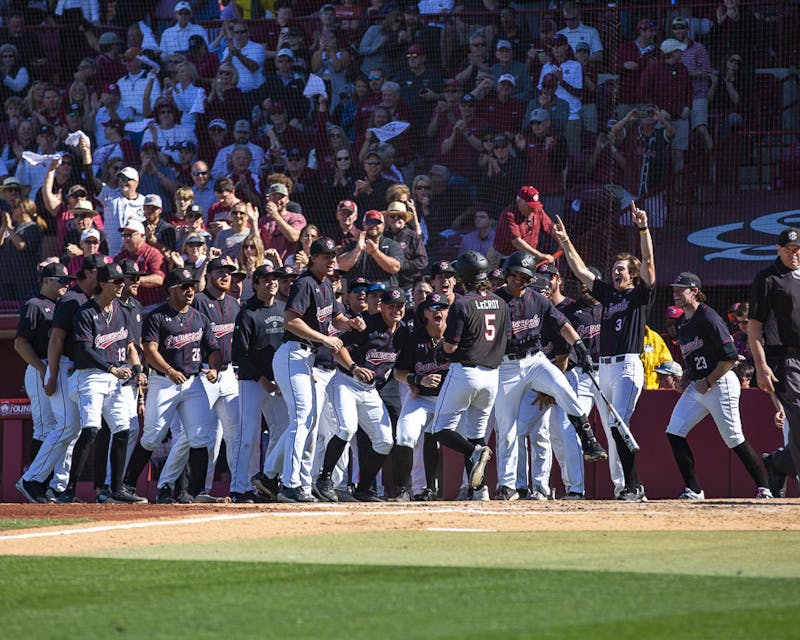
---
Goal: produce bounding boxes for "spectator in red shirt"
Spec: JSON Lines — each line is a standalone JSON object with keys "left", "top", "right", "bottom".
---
{"left": 438, "top": 93, "right": 488, "bottom": 181}
{"left": 206, "top": 176, "right": 240, "bottom": 225}
{"left": 613, "top": 18, "right": 660, "bottom": 119}
{"left": 480, "top": 74, "right": 525, "bottom": 137}
{"left": 639, "top": 39, "right": 691, "bottom": 173}
{"left": 113, "top": 219, "right": 166, "bottom": 308}
{"left": 95, "top": 33, "right": 127, "bottom": 88}
{"left": 259, "top": 182, "right": 306, "bottom": 262}
{"left": 515, "top": 108, "right": 567, "bottom": 217}
{"left": 489, "top": 186, "right": 556, "bottom": 267}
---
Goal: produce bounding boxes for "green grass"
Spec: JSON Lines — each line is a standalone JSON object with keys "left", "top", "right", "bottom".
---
{"left": 0, "top": 556, "right": 797, "bottom": 639}
{"left": 0, "top": 517, "right": 91, "bottom": 531}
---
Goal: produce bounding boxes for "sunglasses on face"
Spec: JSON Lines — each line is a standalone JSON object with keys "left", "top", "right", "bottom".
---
{"left": 173, "top": 282, "right": 195, "bottom": 291}
{"left": 47, "top": 277, "right": 73, "bottom": 285}
{"left": 336, "top": 156, "right": 350, "bottom": 161}
{"left": 118, "top": 176, "right": 135, "bottom": 183}
{"left": 185, "top": 241, "right": 203, "bottom": 247}
{"left": 192, "top": 171, "right": 208, "bottom": 176}
{"left": 232, "top": 29, "right": 248, "bottom": 34}
{"left": 242, "top": 244, "right": 256, "bottom": 249}
{"left": 368, "top": 75, "right": 382, "bottom": 81}
{"left": 70, "top": 190, "right": 87, "bottom": 198}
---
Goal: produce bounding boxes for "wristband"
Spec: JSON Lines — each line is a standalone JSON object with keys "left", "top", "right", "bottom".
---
{"left": 638, "top": 226, "right": 649, "bottom": 232}
{"left": 349, "top": 362, "right": 357, "bottom": 373}
{"left": 408, "top": 373, "right": 421, "bottom": 387}
{"left": 132, "top": 364, "right": 143, "bottom": 377}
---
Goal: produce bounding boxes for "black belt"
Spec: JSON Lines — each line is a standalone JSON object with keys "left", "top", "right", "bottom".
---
{"left": 153, "top": 370, "right": 197, "bottom": 378}
{"left": 506, "top": 350, "right": 536, "bottom": 361}
{"left": 600, "top": 355, "right": 628, "bottom": 364}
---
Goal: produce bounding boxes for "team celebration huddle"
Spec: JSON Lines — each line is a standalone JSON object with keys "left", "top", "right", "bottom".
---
{"left": 11, "top": 193, "right": 792, "bottom": 504}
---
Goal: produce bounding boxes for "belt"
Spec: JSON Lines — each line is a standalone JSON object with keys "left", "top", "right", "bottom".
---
{"left": 599, "top": 355, "right": 627, "bottom": 364}
{"left": 506, "top": 350, "right": 536, "bottom": 361}
{"left": 153, "top": 370, "right": 196, "bottom": 378}
{"left": 337, "top": 365, "right": 376, "bottom": 385}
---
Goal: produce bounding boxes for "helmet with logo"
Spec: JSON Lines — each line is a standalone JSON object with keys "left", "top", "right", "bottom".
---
{"left": 452, "top": 251, "right": 489, "bottom": 285}
{"left": 503, "top": 251, "right": 536, "bottom": 278}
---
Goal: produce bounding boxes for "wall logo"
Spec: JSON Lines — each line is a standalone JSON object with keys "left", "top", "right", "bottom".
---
{"left": 0, "top": 401, "right": 32, "bottom": 418}
{"left": 688, "top": 210, "right": 800, "bottom": 261}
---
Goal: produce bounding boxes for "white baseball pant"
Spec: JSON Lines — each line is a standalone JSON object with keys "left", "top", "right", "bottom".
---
{"left": 105, "top": 384, "right": 140, "bottom": 487}
{"left": 597, "top": 354, "right": 644, "bottom": 495}
{"left": 311, "top": 367, "right": 350, "bottom": 490}
{"left": 330, "top": 371, "right": 394, "bottom": 455}
{"left": 431, "top": 363, "right": 498, "bottom": 439}
{"left": 666, "top": 371, "right": 745, "bottom": 448}
{"left": 25, "top": 363, "right": 57, "bottom": 441}
{"left": 75, "top": 370, "right": 129, "bottom": 433}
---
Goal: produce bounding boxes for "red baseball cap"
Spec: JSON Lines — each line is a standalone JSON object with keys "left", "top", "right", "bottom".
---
{"left": 364, "top": 210, "right": 384, "bottom": 223}
{"left": 338, "top": 200, "right": 357, "bottom": 214}
{"left": 665, "top": 305, "right": 684, "bottom": 319}
{"left": 517, "top": 186, "right": 542, "bottom": 206}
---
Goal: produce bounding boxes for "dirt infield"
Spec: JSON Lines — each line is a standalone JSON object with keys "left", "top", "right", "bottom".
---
{"left": 1, "top": 499, "right": 799, "bottom": 557}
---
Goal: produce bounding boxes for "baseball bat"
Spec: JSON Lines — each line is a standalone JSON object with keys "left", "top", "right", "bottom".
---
{"left": 587, "top": 372, "right": 641, "bottom": 453}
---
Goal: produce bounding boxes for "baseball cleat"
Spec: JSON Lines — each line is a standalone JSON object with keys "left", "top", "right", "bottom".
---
{"left": 529, "top": 489, "right": 549, "bottom": 501}
{"left": 413, "top": 487, "right": 437, "bottom": 502}
{"left": 336, "top": 488, "right": 359, "bottom": 502}
{"left": 762, "top": 452, "right": 787, "bottom": 498}
{"left": 229, "top": 492, "right": 255, "bottom": 504}
{"left": 54, "top": 485, "right": 84, "bottom": 504}
{"left": 277, "top": 487, "right": 301, "bottom": 503}
{"left": 582, "top": 437, "right": 608, "bottom": 462}
{"left": 251, "top": 472, "right": 280, "bottom": 500}
{"left": 313, "top": 473, "right": 339, "bottom": 502}
{"left": 472, "top": 486, "right": 490, "bottom": 501}
{"left": 156, "top": 486, "right": 175, "bottom": 504}
{"left": 494, "top": 486, "right": 519, "bottom": 501}
{"left": 755, "top": 487, "right": 774, "bottom": 499}
{"left": 563, "top": 491, "right": 585, "bottom": 500}
{"left": 618, "top": 485, "right": 648, "bottom": 502}
{"left": 194, "top": 492, "right": 224, "bottom": 504}
{"left": 352, "top": 488, "right": 385, "bottom": 502}
{"left": 678, "top": 488, "right": 705, "bottom": 500}
{"left": 516, "top": 488, "right": 530, "bottom": 500}
{"left": 16, "top": 478, "right": 48, "bottom": 504}
{"left": 389, "top": 487, "right": 412, "bottom": 502}
{"left": 107, "top": 488, "right": 148, "bottom": 504}
{"left": 468, "top": 446, "right": 492, "bottom": 489}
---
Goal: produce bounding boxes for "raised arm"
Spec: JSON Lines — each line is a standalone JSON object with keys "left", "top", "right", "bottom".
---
{"left": 631, "top": 202, "right": 655, "bottom": 287}
{"left": 552, "top": 215, "right": 595, "bottom": 288}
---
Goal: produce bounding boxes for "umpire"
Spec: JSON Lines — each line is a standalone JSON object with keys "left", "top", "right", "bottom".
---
{"left": 751, "top": 228, "right": 800, "bottom": 496}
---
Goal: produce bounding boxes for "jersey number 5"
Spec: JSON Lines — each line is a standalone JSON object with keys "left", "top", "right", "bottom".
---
{"left": 484, "top": 314, "right": 496, "bottom": 341}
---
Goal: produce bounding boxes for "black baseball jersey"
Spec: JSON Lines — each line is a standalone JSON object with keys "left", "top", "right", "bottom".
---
{"left": 445, "top": 290, "right": 508, "bottom": 368}
{"left": 749, "top": 257, "right": 800, "bottom": 349}
{"left": 395, "top": 324, "right": 449, "bottom": 397}
{"left": 233, "top": 297, "right": 285, "bottom": 381}
{"left": 72, "top": 299, "right": 132, "bottom": 371}
{"left": 282, "top": 271, "right": 343, "bottom": 348}
{"left": 50, "top": 286, "right": 89, "bottom": 361}
{"left": 119, "top": 296, "right": 144, "bottom": 348}
{"left": 194, "top": 290, "right": 240, "bottom": 365}
{"left": 540, "top": 296, "right": 573, "bottom": 362}
{"left": 678, "top": 303, "right": 738, "bottom": 380}
{"left": 340, "top": 313, "right": 409, "bottom": 387}
{"left": 143, "top": 303, "right": 219, "bottom": 376}
{"left": 592, "top": 279, "right": 653, "bottom": 356}
{"left": 16, "top": 294, "right": 58, "bottom": 359}
{"left": 497, "top": 287, "right": 566, "bottom": 357}
{"left": 562, "top": 298, "right": 602, "bottom": 360}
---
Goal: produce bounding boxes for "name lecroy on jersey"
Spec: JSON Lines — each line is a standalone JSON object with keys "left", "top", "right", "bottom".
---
{"left": 165, "top": 329, "right": 204, "bottom": 349}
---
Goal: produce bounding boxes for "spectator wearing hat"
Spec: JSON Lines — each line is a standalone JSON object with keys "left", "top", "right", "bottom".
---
{"left": 331, "top": 199, "right": 361, "bottom": 251}
{"left": 612, "top": 18, "right": 660, "bottom": 120}
{"left": 515, "top": 109, "right": 567, "bottom": 216}
{"left": 211, "top": 119, "right": 265, "bottom": 181}
{"left": 538, "top": 33, "right": 583, "bottom": 156}
{"left": 479, "top": 134, "right": 525, "bottom": 216}
{"left": 655, "top": 360, "right": 683, "bottom": 390}
{"left": 141, "top": 98, "right": 194, "bottom": 165}
{"left": 190, "top": 160, "right": 215, "bottom": 215}
{"left": 117, "top": 47, "right": 161, "bottom": 121}
{"left": 671, "top": 16, "right": 714, "bottom": 152}
{"left": 557, "top": 2, "right": 603, "bottom": 63}
{"left": 353, "top": 150, "right": 396, "bottom": 214}
{"left": 62, "top": 199, "right": 108, "bottom": 264}
{"left": 94, "top": 84, "right": 134, "bottom": 149}
{"left": 65, "top": 228, "right": 106, "bottom": 276}
{"left": 0, "top": 197, "right": 44, "bottom": 302}
{"left": 14, "top": 124, "right": 56, "bottom": 201}
{"left": 641, "top": 324, "right": 672, "bottom": 389}
{"left": 480, "top": 75, "right": 525, "bottom": 139}
{"left": 525, "top": 73, "right": 570, "bottom": 136}
{"left": 438, "top": 92, "right": 489, "bottom": 182}
{"left": 221, "top": 19, "right": 266, "bottom": 101}
{"left": 338, "top": 209, "right": 403, "bottom": 286}
{"left": 143, "top": 193, "right": 177, "bottom": 253}
{"left": 383, "top": 200, "right": 428, "bottom": 290}
{"left": 91, "top": 160, "right": 146, "bottom": 258}
{"left": 95, "top": 33, "right": 127, "bottom": 87}
{"left": 259, "top": 182, "right": 306, "bottom": 262}
{"left": 200, "top": 118, "right": 231, "bottom": 172}
{"left": 113, "top": 218, "right": 166, "bottom": 307}
{"left": 160, "top": 2, "right": 209, "bottom": 57}
{"left": 492, "top": 39, "right": 531, "bottom": 102}
{"left": 263, "top": 48, "right": 309, "bottom": 123}
{"left": 662, "top": 305, "right": 686, "bottom": 365}
{"left": 490, "top": 186, "right": 555, "bottom": 268}
{"left": 458, "top": 206, "right": 496, "bottom": 257}
{"left": 174, "top": 140, "right": 198, "bottom": 185}
{"left": 639, "top": 38, "right": 691, "bottom": 174}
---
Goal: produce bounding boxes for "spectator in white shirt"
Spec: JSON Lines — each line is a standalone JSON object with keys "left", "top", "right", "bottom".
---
{"left": 210, "top": 119, "right": 265, "bottom": 179}
{"left": 539, "top": 34, "right": 584, "bottom": 156}
{"left": 141, "top": 98, "right": 194, "bottom": 164}
{"left": 94, "top": 83, "right": 134, "bottom": 147}
{"left": 15, "top": 124, "right": 57, "bottom": 200}
{"left": 558, "top": 2, "right": 603, "bottom": 64}
{"left": 117, "top": 48, "right": 161, "bottom": 121}
{"left": 221, "top": 19, "right": 266, "bottom": 97}
{"left": 160, "top": 1, "right": 209, "bottom": 56}
{"left": 166, "top": 61, "right": 206, "bottom": 128}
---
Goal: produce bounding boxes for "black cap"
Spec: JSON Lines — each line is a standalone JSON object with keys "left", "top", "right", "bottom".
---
{"left": 187, "top": 203, "right": 204, "bottom": 218}
{"left": 423, "top": 292, "right": 450, "bottom": 310}
{"left": 276, "top": 265, "right": 297, "bottom": 278}
{"left": 530, "top": 274, "right": 551, "bottom": 293}
{"left": 431, "top": 260, "right": 455, "bottom": 276}
{"left": 381, "top": 286, "right": 406, "bottom": 304}
{"left": 253, "top": 264, "right": 278, "bottom": 280}
{"left": 115, "top": 258, "right": 149, "bottom": 277}
{"left": 778, "top": 228, "right": 800, "bottom": 247}
{"left": 40, "top": 262, "right": 73, "bottom": 280}
{"left": 349, "top": 276, "right": 370, "bottom": 291}
{"left": 37, "top": 124, "right": 54, "bottom": 136}
{"left": 669, "top": 272, "right": 702, "bottom": 289}
{"left": 310, "top": 237, "right": 337, "bottom": 255}
{"left": 165, "top": 267, "right": 199, "bottom": 288}
{"left": 537, "top": 262, "right": 559, "bottom": 276}
{"left": 97, "top": 262, "right": 126, "bottom": 282}
{"left": 82, "top": 254, "right": 108, "bottom": 271}
{"left": 206, "top": 257, "right": 237, "bottom": 273}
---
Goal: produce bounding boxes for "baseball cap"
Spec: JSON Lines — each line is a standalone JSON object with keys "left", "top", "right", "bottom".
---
{"left": 40, "top": 262, "right": 73, "bottom": 280}
{"left": 206, "top": 257, "right": 237, "bottom": 273}
{"left": 530, "top": 108, "right": 550, "bottom": 123}
{"left": 116, "top": 258, "right": 147, "bottom": 277}
{"left": 97, "top": 262, "right": 126, "bottom": 283}
{"left": 310, "top": 237, "right": 337, "bottom": 255}
{"left": 537, "top": 262, "right": 559, "bottom": 276}
{"left": 269, "top": 183, "right": 289, "bottom": 196}
{"left": 119, "top": 219, "right": 145, "bottom": 235}
{"left": 407, "top": 43, "right": 424, "bottom": 55}
{"left": 183, "top": 232, "right": 205, "bottom": 246}
{"left": 660, "top": 38, "right": 687, "bottom": 54}
{"left": 102, "top": 83, "right": 120, "bottom": 95}
{"left": 337, "top": 200, "right": 357, "bottom": 215}
{"left": 186, "top": 203, "right": 204, "bottom": 218}
{"left": 496, "top": 39, "right": 512, "bottom": 50}
{"left": 174, "top": 0, "right": 192, "bottom": 12}
{"left": 637, "top": 18, "right": 657, "bottom": 30}
{"left": 574, "top": 41, "right": 591, "bottom": 52}
{"left": 118, "top": 167, "right": 139, "bottom": 181}
{"left": 381, "top": 286, "right": 406, "bottom": 304}
{"left": 665, "top": 305, "right": 684, "bottom": 319}
{"left": 143, "top": 194, "right": 162, "bottom": 208}
{"left": 37, "top": 124, "right": 54, "bottom": 136}
{"left": 424, "top": 292, "right": 450, "bottom": 310}
{"left": 349, "top": 277, "right": 370, "bottom": 292}
{"left": 655, "top": 361, "right": 683, "bottom": 377}
{"left": 165, "top": 267, "right": 199, "bottom": 288}
{"left": 276, "top": 265, "right": 297, "bottom": 278}
{"left": 233, "top": 119, "right": 251, "bottom": 133}
{"left": 431, "top": 260, "right": 455, "bottom": 276}
{"left": 541, "top": 73, "right": 558, "bottom": 89}
{"left": 364, "top": 210, "right": 384, "bottom": 224}
{"left": 98, "top": 32, "right": 124, "bottom": 47}
{"left": 669, "top": 272, "right": 702, "bottom": 289}
{"left": 530, "top": 274, "right": 552, "bottom": 293}
{"left": 80, "top": 228, "right": 101, "bottom": 242}
{"left": 498, "top": 73, "right": 516, "bottom": 86}
{"left": 277, "top": 48, "right": 294, "bottom": 59}
{"left": 253, "top": 264, "right": 278, "bottom": 280}
{"left": 208, "top": 119, "right": 227, "bottom": 130}
{"left": 517, "top": 185, "right": 541, "bottom": 205}
{"left": 778, "top": 228, "right": 800, "bottom": 247}
{"left": 82, "top": 254, "right": 110, "bottom": 271}
{"left": 368, "top": 282, "right": 387, "bottom": 294}
{"left": 672, "top": 16, "right": 688, "bottom": 28}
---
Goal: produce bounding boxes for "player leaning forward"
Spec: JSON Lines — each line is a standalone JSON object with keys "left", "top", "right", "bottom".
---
{"left": 666, "top": 271, "right": 772, "bottom": 499}
{"left": 553, "top": 205, "right": 653, "bottom": 500}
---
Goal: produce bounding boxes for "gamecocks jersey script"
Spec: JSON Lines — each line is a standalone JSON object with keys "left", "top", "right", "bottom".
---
{"left": 143, "top": 304, "right": 219, "bottom": 376}
{"left": 72, "top": 299, "right": 132, "bottom": 370}
{"left": 445, "top": 290, "right": 508, "bottom": 369}
{"left": 678, "top": 303, "right": 738, "bottom": 380}
{"left": 592, "top": 279, "right": 653, "bottom": 356}
{"left": 497, "top": 287, "right": 566, "bottom": 357}
{"left": 341, "top": 313, "right": 409, "bottom": 386}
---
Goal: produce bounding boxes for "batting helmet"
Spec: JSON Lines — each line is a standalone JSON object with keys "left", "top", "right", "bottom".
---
{"left": 452, "top": 251, "right": 489, "bottom": 285}
{"left": 504, "top": 251, "right": 536, "bottom": 278}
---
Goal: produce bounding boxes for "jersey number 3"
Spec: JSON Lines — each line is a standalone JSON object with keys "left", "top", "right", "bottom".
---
{"left": 484, "top": 314, "right": 496, "bottom": 341}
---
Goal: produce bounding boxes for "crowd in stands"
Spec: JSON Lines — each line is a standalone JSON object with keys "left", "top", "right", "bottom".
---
{"left": 0, "top": 0, "right": 785, "bottom": 306}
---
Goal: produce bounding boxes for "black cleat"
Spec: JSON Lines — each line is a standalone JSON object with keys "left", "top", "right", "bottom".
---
{"left": 763, "top": 452, "right": 787, "bottom": 498}
{"left": 156, "top": 485, "right": 175, "bottom": 504}
{"left": 251, "top": 472, "right": 280, "bottom": 500}
{"left": 313, "top": 473, "right": 339, "bottom": 502}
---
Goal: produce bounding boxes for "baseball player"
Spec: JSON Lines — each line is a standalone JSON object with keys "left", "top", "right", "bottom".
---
{"left": 16, "top": 254, "right": 105, "bottom": 504}
{"left": 155, "top": 258, "right": 241, "bottom": 504}
{"left": 553, "top": 204, "right": 654, "bottom": 501}
{"left": 232, "top": 264, "right": 287, "bottom": 503}
{"left": 393, "top": 292, "right": 451, "bottom": 501}
{"left": 72, "top": 262, "right": 147, "bottom": 503}
{"left": 14, "top": 262, "right": 72, "bottom": 463}
{"left": 273, "top": 237, "right": 365, "bottom": 502}
{"left": 494, "top": 252, "right": 606, "bottom": 501}
{"left": 315, "top": 285, "right": 409, "bottom": 502}
{"left": 665, "top": 272, "right": 772, "bottom": 499}
{"left": 429, "top": 251, "right": 507, "bottom": 497}
{"left": 123, "top": 268, "right": 221, "bottom": 500}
